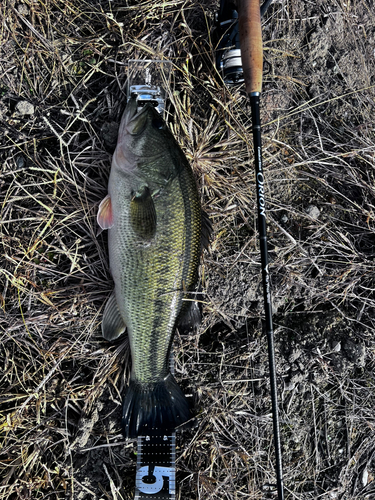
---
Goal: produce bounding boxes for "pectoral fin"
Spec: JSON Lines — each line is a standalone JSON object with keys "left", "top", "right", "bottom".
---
{"left": 130, "top": 186, "right": 157, "bottom": 240}
{"left": 97, "top": 194, "right": 114, "bottom": 230}
{"left": 102, "top": 292, "right": 126, "bottom": 341}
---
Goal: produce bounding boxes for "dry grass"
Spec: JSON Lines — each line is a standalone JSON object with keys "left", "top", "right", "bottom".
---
{"left": 1, "top": 0, "right": 375, "bottom": 499}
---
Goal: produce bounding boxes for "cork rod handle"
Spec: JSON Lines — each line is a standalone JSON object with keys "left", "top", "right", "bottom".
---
{"left": 238, "top": 0, "right": 263, "bottom": 94}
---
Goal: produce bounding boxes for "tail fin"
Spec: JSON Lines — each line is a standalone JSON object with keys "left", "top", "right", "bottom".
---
{"left": 122, "top": 373, "right": 191, "bottom": 438}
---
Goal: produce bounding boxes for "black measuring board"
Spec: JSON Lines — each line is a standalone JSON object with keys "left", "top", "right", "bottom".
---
{"left": 135, "top": 432, "right": 176, "bottom": 499}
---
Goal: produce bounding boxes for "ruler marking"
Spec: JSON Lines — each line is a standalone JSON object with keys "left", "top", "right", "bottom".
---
{"left": 134, "top": 355, "right": 176, "bottom": 499}
{"left": 135, "top": 432, "right": 176, "bottom": 499}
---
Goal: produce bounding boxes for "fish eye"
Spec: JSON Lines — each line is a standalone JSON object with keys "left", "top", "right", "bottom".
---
{"left": 152, "top": 117, "right": 164, "bottom": 130}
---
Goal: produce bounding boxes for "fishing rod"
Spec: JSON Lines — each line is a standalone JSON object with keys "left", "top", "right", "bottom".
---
{"left": 236, "top": 1, "right": 285, "bottom": 498}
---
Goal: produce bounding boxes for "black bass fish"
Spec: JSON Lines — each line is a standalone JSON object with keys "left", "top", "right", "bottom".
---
{"left": 97, "top": 97, "right": 209, "bottom": 438}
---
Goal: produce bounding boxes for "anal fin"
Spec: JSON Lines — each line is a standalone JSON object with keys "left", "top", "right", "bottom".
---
{"left": 177, "top": 288, "right": 202, "bottom": 334}
{"left": 102, "top": 292, "right": 126, "bottom": 341}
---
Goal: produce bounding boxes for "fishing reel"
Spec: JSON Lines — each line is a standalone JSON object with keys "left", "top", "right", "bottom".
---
{"left": 215, "top": 0, "right": 243, "bottom": 85}
{"left": 127, "top": 59, "right": 172, "bottom": 115}
{"left": 215, "top": 0, "right": 273, "bottom": 85}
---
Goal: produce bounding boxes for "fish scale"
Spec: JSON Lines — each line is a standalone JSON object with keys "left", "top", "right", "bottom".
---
{"left": 98, "top": 97, "right": 203, "bottom": 438}
{"left": 110, "top": 176, "right": 196, "bottom": 383}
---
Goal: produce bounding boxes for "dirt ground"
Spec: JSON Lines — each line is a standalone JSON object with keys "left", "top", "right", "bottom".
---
{"left": 1, "top": 0, "right": 375, "bottom": 499}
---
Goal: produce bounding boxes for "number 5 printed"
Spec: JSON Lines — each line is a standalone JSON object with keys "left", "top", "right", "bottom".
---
{"left": 136, "top": 465, "right": 175, "bottom": 495}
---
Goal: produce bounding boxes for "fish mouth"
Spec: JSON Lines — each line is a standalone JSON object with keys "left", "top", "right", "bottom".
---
{"left": 124, "top": 97, "right": 155, "bottom": 135}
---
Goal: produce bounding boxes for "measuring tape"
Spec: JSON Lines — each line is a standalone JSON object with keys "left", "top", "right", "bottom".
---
{"left": 135, "top": 432, "right": 176, "bottom": 499}
{"left": 134, "top": 348, "right": 177, "bottom": 499}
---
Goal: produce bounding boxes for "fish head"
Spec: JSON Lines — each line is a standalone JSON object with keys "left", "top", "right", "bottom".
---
{"left": 112, "top": 97, "right": 180, "bottom": 186}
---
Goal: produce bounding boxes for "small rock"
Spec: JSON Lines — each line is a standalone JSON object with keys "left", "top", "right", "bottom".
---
{"left": 331, "top": 340, "right": 341, "bottom": 352}
{"left": 290, "top": 370, "right": 305, "bottom": 385}
{"left": 288, "top": 347, "right": 302, "bottom": 363}
{"left": 16, "top": 155, "right": 26, "bottom": 168}
{"left": 280, "top": 213, "right": 289, "bottom": 224}
{"left": 305, "top": 204, "right": 320, "bottom": 220}
{"left": 284, "top": 380, "right": 295, "bottom": 391}
{"left": 15, "top": 101, "right": 34, "bottom": 116}
{"left": 343, "top": 340, "right": 366, "bottom": 367}
{"left": 17, "top": 4, "right": 30, "bottom": 15}
{"left": 328, "top": 491, "right": 339, "bottom": 499}
{"left": 362, "top": 468, "right": 369, "bottom": 487}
